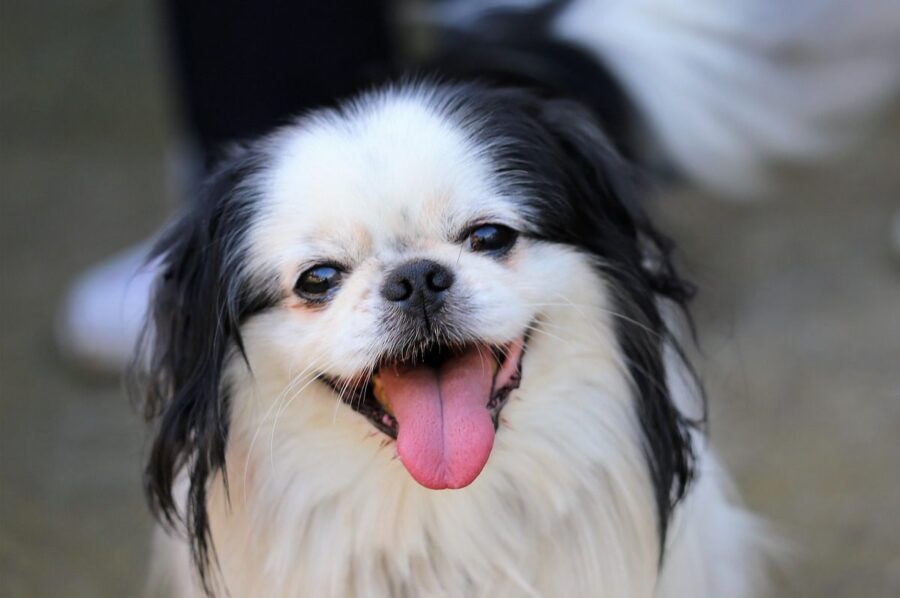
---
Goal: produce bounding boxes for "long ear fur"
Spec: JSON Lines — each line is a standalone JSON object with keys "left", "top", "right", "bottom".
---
{"left": 451, "top": 86, "right": 701, "bottom": 552}
{"left": 131, "top": 147, "right": 276, "bottom": 593}
{"left": 536, "top": 97, "right": 702, "bottom": 552}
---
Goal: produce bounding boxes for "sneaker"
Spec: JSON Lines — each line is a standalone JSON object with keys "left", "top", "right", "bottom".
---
{"left": 56, "top": 243, "right": 160, "bottom": 374}
{"left": 55, "top": 141, "right": 203, "bottom": 375}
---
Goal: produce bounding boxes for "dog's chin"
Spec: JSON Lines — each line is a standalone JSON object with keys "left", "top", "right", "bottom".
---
{"left": 322, "top": 334, "right": 526, "bottom": 490}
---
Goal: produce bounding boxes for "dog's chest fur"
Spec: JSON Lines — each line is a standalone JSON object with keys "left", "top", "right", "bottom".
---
{"left": 158, "top": 305, "right": 664, "bottom": 597}
{"left": 155, "top": 304, "right": 762, "bottom": 597}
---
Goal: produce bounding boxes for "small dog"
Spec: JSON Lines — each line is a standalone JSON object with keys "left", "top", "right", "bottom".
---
{"left": 138, "top": 83, "right": 764, "bottom": 596}
{"left": 136, "top": 1, "right": 899, "bottom": 596}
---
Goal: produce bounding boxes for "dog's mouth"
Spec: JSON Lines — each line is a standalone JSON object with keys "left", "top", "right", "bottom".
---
{"left": 322, "top": 335, "right": 526, "bottom": 489}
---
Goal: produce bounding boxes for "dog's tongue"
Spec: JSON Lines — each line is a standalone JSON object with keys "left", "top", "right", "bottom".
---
{"left": 377, "top": 346, "right": 496, "bottom": 489}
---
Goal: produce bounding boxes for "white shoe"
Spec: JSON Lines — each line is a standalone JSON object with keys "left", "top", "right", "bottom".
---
{"left": 56, "top": 243, "right": 160, "bottom": 374}
{"left": 55, "top": 140, "right": 203, "bottom": 375}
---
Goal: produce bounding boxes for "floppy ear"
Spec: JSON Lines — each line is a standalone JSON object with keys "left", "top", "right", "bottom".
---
{"left": 132, "top": 147, "right": 275, "bottom": 591}
{"left": 532, "top": 98, "right": 701, "bottom": 551}
{"left": 536, "top": 99, "right": 693, "bottom": 295}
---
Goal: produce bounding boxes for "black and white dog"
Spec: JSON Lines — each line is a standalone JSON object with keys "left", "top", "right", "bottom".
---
{"left": 136, "top": 1, "right": 899, "bottom": 596}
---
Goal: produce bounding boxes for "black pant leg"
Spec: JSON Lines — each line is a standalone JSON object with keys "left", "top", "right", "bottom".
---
{"left": 164, "top": 0, "right": 394, "bottom": 164}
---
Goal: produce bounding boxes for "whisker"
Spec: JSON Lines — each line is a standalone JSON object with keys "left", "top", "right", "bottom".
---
{"left": 267, "top": 355, "right": 331, "bottom": 470}
{"left": 243, "top": 354, "right": 320, "bottom": 481}
{"left": 332, "top": 371, "right": 358, "bottom": 424}
{"left": 474, "top": 343, "right": 488, "bottom": 377}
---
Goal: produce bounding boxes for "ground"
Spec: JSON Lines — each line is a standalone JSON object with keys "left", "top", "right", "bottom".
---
{"left": 1, "top": 2, "right": 898, "bottom": 596}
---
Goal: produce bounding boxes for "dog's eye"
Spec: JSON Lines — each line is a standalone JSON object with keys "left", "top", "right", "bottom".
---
{"left": 467, "top": 224, "right": 518, "bottom": 255}
{"left": 295, "top": 265, "right": 344, "bottom": 301}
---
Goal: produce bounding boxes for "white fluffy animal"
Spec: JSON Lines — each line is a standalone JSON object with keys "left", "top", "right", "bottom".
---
{"left": 141, "top": 84, "right": 765, "bottom": 597}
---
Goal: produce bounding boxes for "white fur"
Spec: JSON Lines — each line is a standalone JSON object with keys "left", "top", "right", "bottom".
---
{"left": 151, "top": 90, "right": 765, "bottom": 597}
{"left": 430, "top": 0, "right": 900, "bottom": 196}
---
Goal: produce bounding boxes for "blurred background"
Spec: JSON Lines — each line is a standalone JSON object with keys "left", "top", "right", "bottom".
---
{"left": 1, "top": 1, "right": 898, "bottom": 596}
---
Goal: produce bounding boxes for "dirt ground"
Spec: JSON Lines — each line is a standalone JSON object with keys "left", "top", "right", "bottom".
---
{"left": 1, "top": 2, "right": 898, "bottom": 596}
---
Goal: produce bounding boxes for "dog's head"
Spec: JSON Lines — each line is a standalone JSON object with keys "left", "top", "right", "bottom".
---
{"left": 135, "top": 82, "right": 697, "bottom": 583}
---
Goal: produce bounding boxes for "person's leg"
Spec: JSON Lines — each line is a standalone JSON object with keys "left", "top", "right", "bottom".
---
{"left": 166, "top": 0, "right": 393, "bottom": 165}
{"left": 58, "top": 0, "right": 394, "bottom": 372}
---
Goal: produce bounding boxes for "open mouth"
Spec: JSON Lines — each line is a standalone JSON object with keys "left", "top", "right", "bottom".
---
{"left": 322, "top": 335, "right": 526, "bottom": 489}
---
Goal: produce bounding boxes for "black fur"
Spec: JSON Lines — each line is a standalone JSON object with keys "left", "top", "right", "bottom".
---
{"left": 426, "top": 0, "right": 642, "bottom": 161}
{"left": 434, "top": 84, "right": 700, "bottom": 550}
{"left": 131, "top": 145, "right": 279, "bottom": 593}
{"left": 424, "top": 3, "right": 698, "bottom": 541}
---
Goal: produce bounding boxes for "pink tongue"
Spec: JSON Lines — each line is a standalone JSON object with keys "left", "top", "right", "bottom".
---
{"left": 377, "top": 346, "right": 496, "bottom": 489}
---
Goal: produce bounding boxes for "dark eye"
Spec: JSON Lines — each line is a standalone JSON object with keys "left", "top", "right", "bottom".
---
{"left": 295, "top": 265, "right": 344, "bottom": 301}
{"left": 467, "top": 224, "right": 518, "bottom": 255}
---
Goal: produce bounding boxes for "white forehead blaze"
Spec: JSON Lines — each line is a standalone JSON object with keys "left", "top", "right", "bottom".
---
{"left": 248, "top": 90, "right": 524, "bottom": 286}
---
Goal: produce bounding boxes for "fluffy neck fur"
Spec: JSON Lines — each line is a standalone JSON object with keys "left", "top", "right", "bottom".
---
{"left": 150, "top": 264, "right": 767, "bottom": 598}
{"left": 190, "top": 283, "right": 661, "bottom": 597}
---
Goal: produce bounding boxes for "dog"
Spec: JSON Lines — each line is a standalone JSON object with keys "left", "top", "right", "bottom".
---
{"left": 135, "top": 1, "right": 900, "bottom": 596}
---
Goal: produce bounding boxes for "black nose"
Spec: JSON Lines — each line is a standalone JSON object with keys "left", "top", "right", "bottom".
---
{"left": 381, "top": 259, "right": 454, "bottom": 316}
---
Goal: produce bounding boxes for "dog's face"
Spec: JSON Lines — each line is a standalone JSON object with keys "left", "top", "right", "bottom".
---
{"left": 243, "top": 93, "right": 589, "bottom": 489}
{"left": 138, "top": 83, "right": 695, "bottom": 578}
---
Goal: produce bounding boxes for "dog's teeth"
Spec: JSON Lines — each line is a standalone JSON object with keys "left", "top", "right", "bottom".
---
{"left": 372, "top": 375, "right": 393, "bottom": 416}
